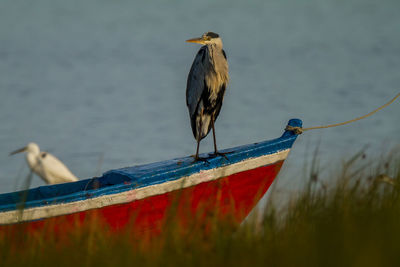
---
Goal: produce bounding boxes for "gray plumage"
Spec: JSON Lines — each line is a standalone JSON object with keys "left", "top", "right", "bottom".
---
{"left": 186, "top": 32, "right": 229, "bottom": 160}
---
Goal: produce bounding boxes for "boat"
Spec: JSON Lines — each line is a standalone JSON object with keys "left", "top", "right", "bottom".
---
{"left": 0, "top": 119, "right": 302, "bottom": 234}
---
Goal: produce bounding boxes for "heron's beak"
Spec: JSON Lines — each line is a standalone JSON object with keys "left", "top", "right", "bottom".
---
{"left": 186, "top": 37, "right": 206, "bottom": 44}
{"left": 9, "top": 147, "right": 27, "bottom": 156}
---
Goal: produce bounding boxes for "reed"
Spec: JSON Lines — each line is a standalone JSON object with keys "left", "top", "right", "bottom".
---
{"left": 1, "top": 149, "right": 399, "bottom": 267}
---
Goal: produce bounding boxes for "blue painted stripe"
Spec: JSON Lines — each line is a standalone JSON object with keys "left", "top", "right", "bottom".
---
{"left": 0, "top": 119, "right": 302, "bottom": 213}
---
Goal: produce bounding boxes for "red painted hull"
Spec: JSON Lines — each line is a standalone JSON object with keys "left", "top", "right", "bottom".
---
{"left": 2, "top": 161, "right": 283, "bottom": 235}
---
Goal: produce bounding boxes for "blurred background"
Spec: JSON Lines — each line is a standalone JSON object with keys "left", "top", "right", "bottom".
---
{"left": 0, "top": 0, "right": 399, "bottom": 194}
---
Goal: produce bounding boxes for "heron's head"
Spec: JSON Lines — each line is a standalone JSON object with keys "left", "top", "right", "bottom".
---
{"left": 186, "top": 32, "right": 222, "bottom": 46}
{"left": 9, "top": 142, "right": 40, "bottom": 156}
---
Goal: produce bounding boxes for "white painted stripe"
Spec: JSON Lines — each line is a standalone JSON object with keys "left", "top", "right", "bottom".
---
{"left": 0, "top": 150, "right": 289, "bottom": 224}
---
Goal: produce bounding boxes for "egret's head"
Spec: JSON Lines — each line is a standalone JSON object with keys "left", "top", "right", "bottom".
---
{"left": 186, "top": 32, "right": 222, "bottom": 46}
{"left": 9, "top": 142, "right": 40, "bottom": 156}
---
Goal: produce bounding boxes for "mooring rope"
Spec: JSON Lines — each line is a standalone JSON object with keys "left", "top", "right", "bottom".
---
{"left": 285, "top": 92, "right": 400, "bottom": 134}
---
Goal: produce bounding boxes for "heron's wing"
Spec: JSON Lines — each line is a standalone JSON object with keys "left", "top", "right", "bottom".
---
{"left": 186, "top": 46, "right": 208, "bottom": 118}
{"left": 38, "top": 152, "right": 78, "bottom": 184}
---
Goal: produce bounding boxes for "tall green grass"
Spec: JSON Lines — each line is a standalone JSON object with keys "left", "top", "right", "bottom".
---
{"left": 1, "top": 149, "right": 399, "bottom": 267}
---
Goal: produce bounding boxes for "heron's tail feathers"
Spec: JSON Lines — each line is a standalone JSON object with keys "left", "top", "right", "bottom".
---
{"left": 191, "top": 114, "right": 212, "bottom": 141}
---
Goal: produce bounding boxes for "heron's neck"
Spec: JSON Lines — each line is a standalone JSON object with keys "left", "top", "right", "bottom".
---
{"left": 207, "top": 38, "right": 223, "bottom": 51}
{"left": 206, "top": 41, "right": 227, "bottom": 77}
{"left": 207, "top": 41, "right": 224, "bottom": 64}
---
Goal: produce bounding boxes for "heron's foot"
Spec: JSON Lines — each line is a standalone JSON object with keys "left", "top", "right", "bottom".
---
{"left": 190, "top": 155, "right": 210, "bottom": 164}
{"left": 212, "top": 151, "right": 232, "bottom": 161}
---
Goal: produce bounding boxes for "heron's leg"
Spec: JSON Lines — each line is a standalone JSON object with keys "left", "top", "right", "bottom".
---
{"left": 211, "top": 116, "right": 231, "bottom": 160}
{"left": 191, "top": 118, "right": 209, "bottom": 164}
{"left": 195, "top": 135, "right": 201, "bottom": 160}
{"left": 211, "top": 116, "right": 218, "bottom": 154}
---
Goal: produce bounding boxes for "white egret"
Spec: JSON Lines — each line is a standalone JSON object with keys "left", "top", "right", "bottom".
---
{"left": 10, "top": 142, "right": 78, "bottom": 184}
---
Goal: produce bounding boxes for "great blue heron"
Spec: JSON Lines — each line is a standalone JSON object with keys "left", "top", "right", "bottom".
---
{"left": 10, "top": 142, "right": 78, "bottom": 184}
{"left": 186, "top": 32, "right": 229, "bottom": 161}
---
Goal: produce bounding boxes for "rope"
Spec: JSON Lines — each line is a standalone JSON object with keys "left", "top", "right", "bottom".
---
{"left": 285, "top": 92, "right": 400, "bottom": 134}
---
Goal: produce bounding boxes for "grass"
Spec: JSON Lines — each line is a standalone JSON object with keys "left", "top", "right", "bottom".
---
{"left": 0, "top": 149, "right": 399, "bottom": 267}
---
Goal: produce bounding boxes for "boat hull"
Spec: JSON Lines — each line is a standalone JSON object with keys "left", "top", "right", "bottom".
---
{"left": 2, "top": 161, "right": 283, "bottom": 236}
{"left": 0, "top": 119, "right": 302, "bottom": 234}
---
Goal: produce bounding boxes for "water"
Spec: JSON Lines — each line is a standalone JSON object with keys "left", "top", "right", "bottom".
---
{"left": 0, "top": 0, "right": 399, "bottom": 194}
